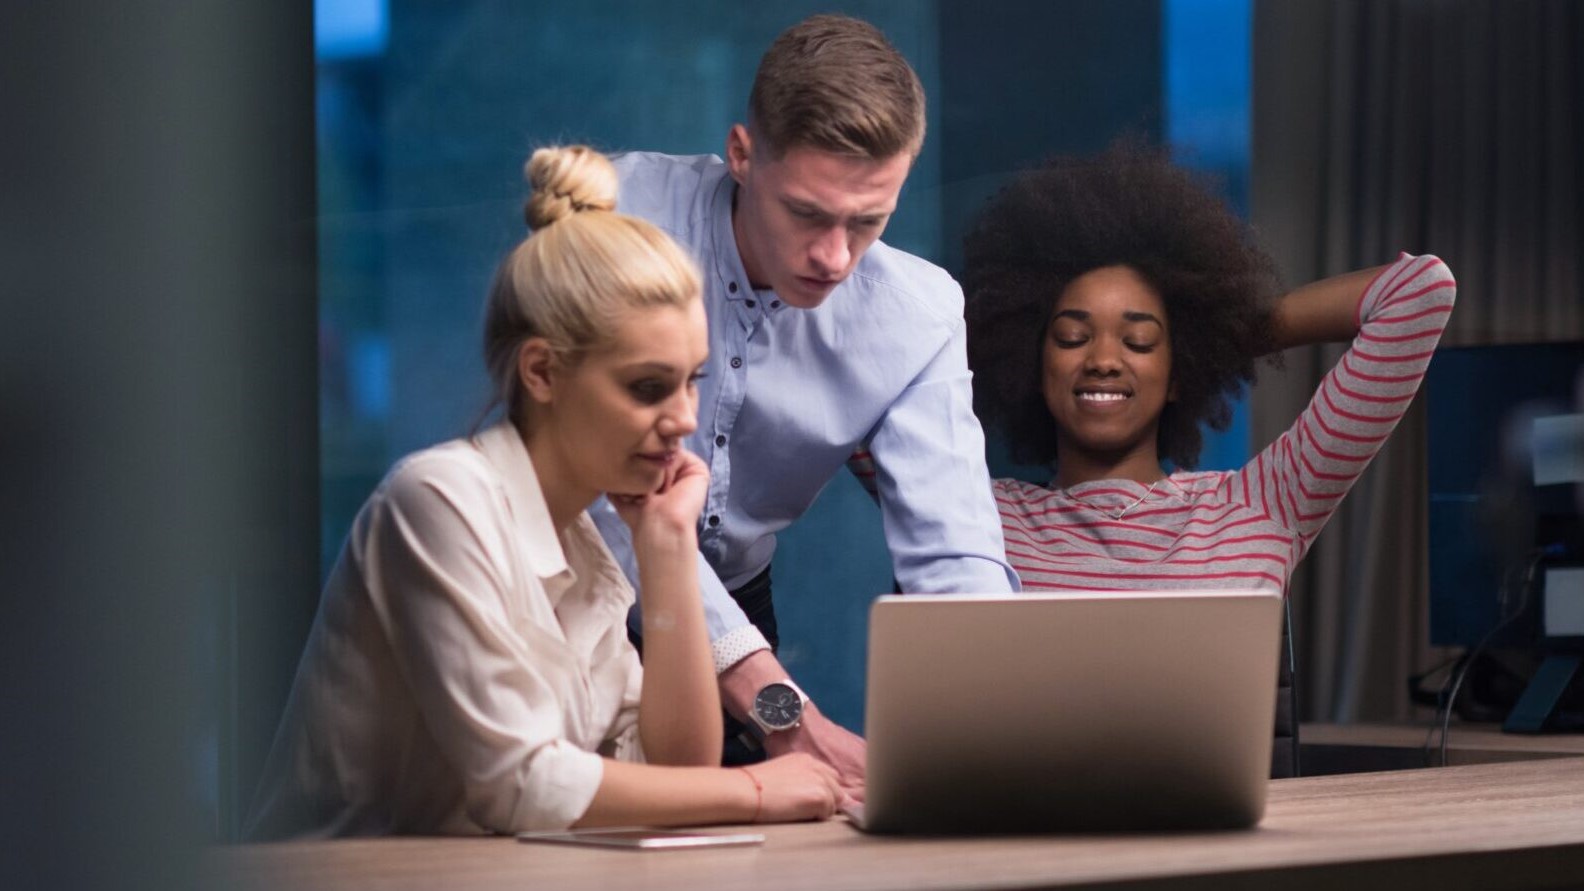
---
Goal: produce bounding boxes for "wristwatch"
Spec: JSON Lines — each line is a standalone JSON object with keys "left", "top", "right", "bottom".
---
{"left": 748, "top": 679, "right": 809, "bottom": 736}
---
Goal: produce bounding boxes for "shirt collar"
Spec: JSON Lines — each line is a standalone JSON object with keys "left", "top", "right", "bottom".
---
{"left": 472, "top": 421, "right": 569, "bottom": 583}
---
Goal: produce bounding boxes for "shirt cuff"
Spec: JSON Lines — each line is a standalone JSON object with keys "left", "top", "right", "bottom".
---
{"left": 508, "top": 740, "right": 606, "bottom": 832}
{"left": 711, "top": 624, "right": 771, "bottom": 674}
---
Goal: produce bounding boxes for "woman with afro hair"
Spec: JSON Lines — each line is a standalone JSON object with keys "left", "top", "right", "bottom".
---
{"left": 963, "top": 147, "right": 1456, "bottom": 595}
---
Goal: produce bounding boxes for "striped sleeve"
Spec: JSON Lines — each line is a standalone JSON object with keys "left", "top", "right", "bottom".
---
{"left": 846, "top": 446, "right": 881, "bottom": 504}
{"left": 1232, "top": 253, "right": 1456, "bottom": 556}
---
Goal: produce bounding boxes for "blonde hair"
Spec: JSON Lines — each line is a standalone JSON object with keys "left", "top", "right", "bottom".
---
{"left": 748, "top": 14, "right": 926, "bottom": 160}
{"left": 482, "top": 145, "right": 701, "bottom": 421}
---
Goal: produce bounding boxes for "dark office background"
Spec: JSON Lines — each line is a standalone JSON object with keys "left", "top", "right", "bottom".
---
{"left": 7, "top": 1, "right": 1578, "bottom": 889}
{"left": 312, "top": 0, "right": 1247, "bottom": 748}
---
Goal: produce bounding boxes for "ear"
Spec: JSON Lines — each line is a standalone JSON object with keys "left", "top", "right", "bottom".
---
{"left": 516, "top": 337, "right": 558, "bottom": 406}
{"left": 725, "top": 124, "right": 753, "bottom": 185}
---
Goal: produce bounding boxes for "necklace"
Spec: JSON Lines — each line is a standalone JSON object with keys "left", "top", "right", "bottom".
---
{"left": 1110, "top": 480, "right": 1162, "bottom": 520}
{"left": 1058, "top": 478, "right": 1172, "bottom": 520}
{"left": 1059, "top": 476, "right": 1178, "bottom": 520}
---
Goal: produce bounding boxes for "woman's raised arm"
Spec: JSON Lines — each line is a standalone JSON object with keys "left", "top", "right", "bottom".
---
{"left": 1267, "top": 264, "right": 1392, "bottom": 352}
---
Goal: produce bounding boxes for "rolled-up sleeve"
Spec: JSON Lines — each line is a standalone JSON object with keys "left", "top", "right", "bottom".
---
{"left": 867, "top": 320, "right": 1021, "bottom": 594}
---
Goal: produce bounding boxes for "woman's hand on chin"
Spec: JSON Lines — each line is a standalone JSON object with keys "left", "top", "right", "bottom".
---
{"left": 610, "top": 449, "right": 709, "bottom": 545}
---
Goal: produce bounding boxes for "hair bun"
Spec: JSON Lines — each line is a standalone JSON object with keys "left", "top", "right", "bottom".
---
{"left": 524, "top": 146, "right": 618, "bottom": 229}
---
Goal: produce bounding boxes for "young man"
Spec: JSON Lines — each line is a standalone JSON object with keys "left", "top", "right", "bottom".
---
{"left": 593, "top": 14, "right": 1017, "bottom": 797}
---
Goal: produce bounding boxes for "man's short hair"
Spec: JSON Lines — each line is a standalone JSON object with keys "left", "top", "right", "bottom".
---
{"left": 748, "top": 14, "right": 926, "bottom": 160}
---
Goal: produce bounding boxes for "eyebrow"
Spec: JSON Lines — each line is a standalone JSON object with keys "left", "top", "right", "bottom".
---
{"left": 1123, "top": 311, "right": 1165, "bottom": 327}
{"left": 782, "top": 197, "right": 892, "bottom": 221}
{"left": 618, "top": 358, "right": 712, "bottom": 377}
{"left": 1051, "top": 309, "right": 1164, "bottom": 328}
{"left": 617, "top": 361, "right": 681, "bottom": 375}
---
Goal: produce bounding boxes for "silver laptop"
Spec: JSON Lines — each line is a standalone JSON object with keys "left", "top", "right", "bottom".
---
{"left": 850, "top": 590, "right": 1283, "bottom": 834}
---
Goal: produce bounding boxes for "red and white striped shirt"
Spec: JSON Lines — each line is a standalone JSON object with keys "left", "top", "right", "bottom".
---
{"left": 996, "top": 253, "right": 1456, "bottom": 593}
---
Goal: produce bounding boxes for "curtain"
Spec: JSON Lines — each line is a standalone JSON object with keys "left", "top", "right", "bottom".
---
{"left": 1251, "top": 0, "right": 1584, "bottom": 722}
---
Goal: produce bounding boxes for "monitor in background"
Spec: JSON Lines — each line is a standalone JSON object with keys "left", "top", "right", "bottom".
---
{"left": 1425, "top": 341, "right": 1584, "bottom": 730}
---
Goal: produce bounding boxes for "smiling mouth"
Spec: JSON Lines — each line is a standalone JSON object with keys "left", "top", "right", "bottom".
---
{"left": 1076, "top": 391, "right": 1131, "bottom": 403}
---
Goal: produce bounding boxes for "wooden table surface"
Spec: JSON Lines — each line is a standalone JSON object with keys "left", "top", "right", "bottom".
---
{"left": 1302, "top": 723, "right": 1584, "bottom": 756}
{"left": 1300, "top": 722, "right": 1584, "bottom": 774}
{"left": 210, "top": 757, "right": 1584, "bottom": 891}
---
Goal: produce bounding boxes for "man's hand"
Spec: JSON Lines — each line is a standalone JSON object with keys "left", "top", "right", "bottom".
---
{"left": 719, "top": 649, "right": 867, "bottom": 801}
{"left": 763, "top": 705, "right": 866, "bottom": 803}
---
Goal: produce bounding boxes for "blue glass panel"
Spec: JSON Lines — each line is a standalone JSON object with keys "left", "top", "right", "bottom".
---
{"left": 316, "top": 0, "right": 388, "bottom": 61}
{"left": 1165, "top": 0, "right": 1252, "bottom": 471}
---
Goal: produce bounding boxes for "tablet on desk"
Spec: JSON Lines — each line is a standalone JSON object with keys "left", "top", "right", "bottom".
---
{"left": 515, "top": 827, "right": 765, "bottom": 850}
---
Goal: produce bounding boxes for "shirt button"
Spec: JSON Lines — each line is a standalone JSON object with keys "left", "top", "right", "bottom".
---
{"left": 745, "top": 299, "right": 756, "bottom": 308}
{"left": 707, "top": 514, "right": 721, "bottom": 527}
{"left": 771, "top": 300, "right": 781, "bottom": 309}
{"left": 730, "top": 357, "right": 742, "bottom": 369}
{"left": 715, "top": 435, "right": 726, "bottom": 446}
{"left": 728, "top": 282, "right": 738, "bottom": 294}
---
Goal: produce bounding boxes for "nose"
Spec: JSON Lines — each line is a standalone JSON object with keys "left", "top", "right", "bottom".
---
{"left": 808, "top": 225, "right": 849, "bottom": 277}
{"left": 1083, "top": 337, "right": 1124, "bottom": 375}
{"left": 657, "top": 388, "right": 698, "bottom": 441}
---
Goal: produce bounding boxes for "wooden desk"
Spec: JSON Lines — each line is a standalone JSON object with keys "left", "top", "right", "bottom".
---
{"left": 211, "top": 757, "right": 1584, "bottom": 891}
{"left": 1302, "top": 722, "right": 1584, "bottom": 773}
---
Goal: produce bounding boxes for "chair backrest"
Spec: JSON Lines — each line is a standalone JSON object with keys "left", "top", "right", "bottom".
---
{"left": 1271, "top": 598, "right": 1300, "bottom": 778}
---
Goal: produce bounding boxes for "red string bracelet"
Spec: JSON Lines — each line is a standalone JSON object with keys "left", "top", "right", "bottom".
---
{"left": 737, "top": 766, "right": 762, "bottom": 823}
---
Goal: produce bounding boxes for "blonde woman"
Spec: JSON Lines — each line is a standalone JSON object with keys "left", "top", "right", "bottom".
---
{"left": 246, "top": 146, "right": 842, "bottom": 837}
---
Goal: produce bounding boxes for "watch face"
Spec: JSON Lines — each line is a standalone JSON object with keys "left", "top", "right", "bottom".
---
{"left": 753, "top": 682, "right": 803, "bottom": 731}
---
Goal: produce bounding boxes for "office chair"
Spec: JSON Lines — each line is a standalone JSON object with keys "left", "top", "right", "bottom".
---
{"left": 1272, "top": 597, "right": 1300, "bottom": 778}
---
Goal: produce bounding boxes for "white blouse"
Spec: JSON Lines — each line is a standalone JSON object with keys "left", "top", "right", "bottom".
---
{"left": 245, "top": 422, "right": 644, "bottom": 837}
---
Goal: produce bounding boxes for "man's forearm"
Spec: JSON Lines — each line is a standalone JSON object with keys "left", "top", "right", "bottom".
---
{"left": 716, "top": 648, "right": 789, "bottom": 721}
{"left": 719, "top": 642, "right": 868, "bottom": 795}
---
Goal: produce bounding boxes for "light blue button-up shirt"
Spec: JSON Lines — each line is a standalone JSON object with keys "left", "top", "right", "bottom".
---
{"left": 593, "top": 151, "right": 1017, "bottom": 670}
